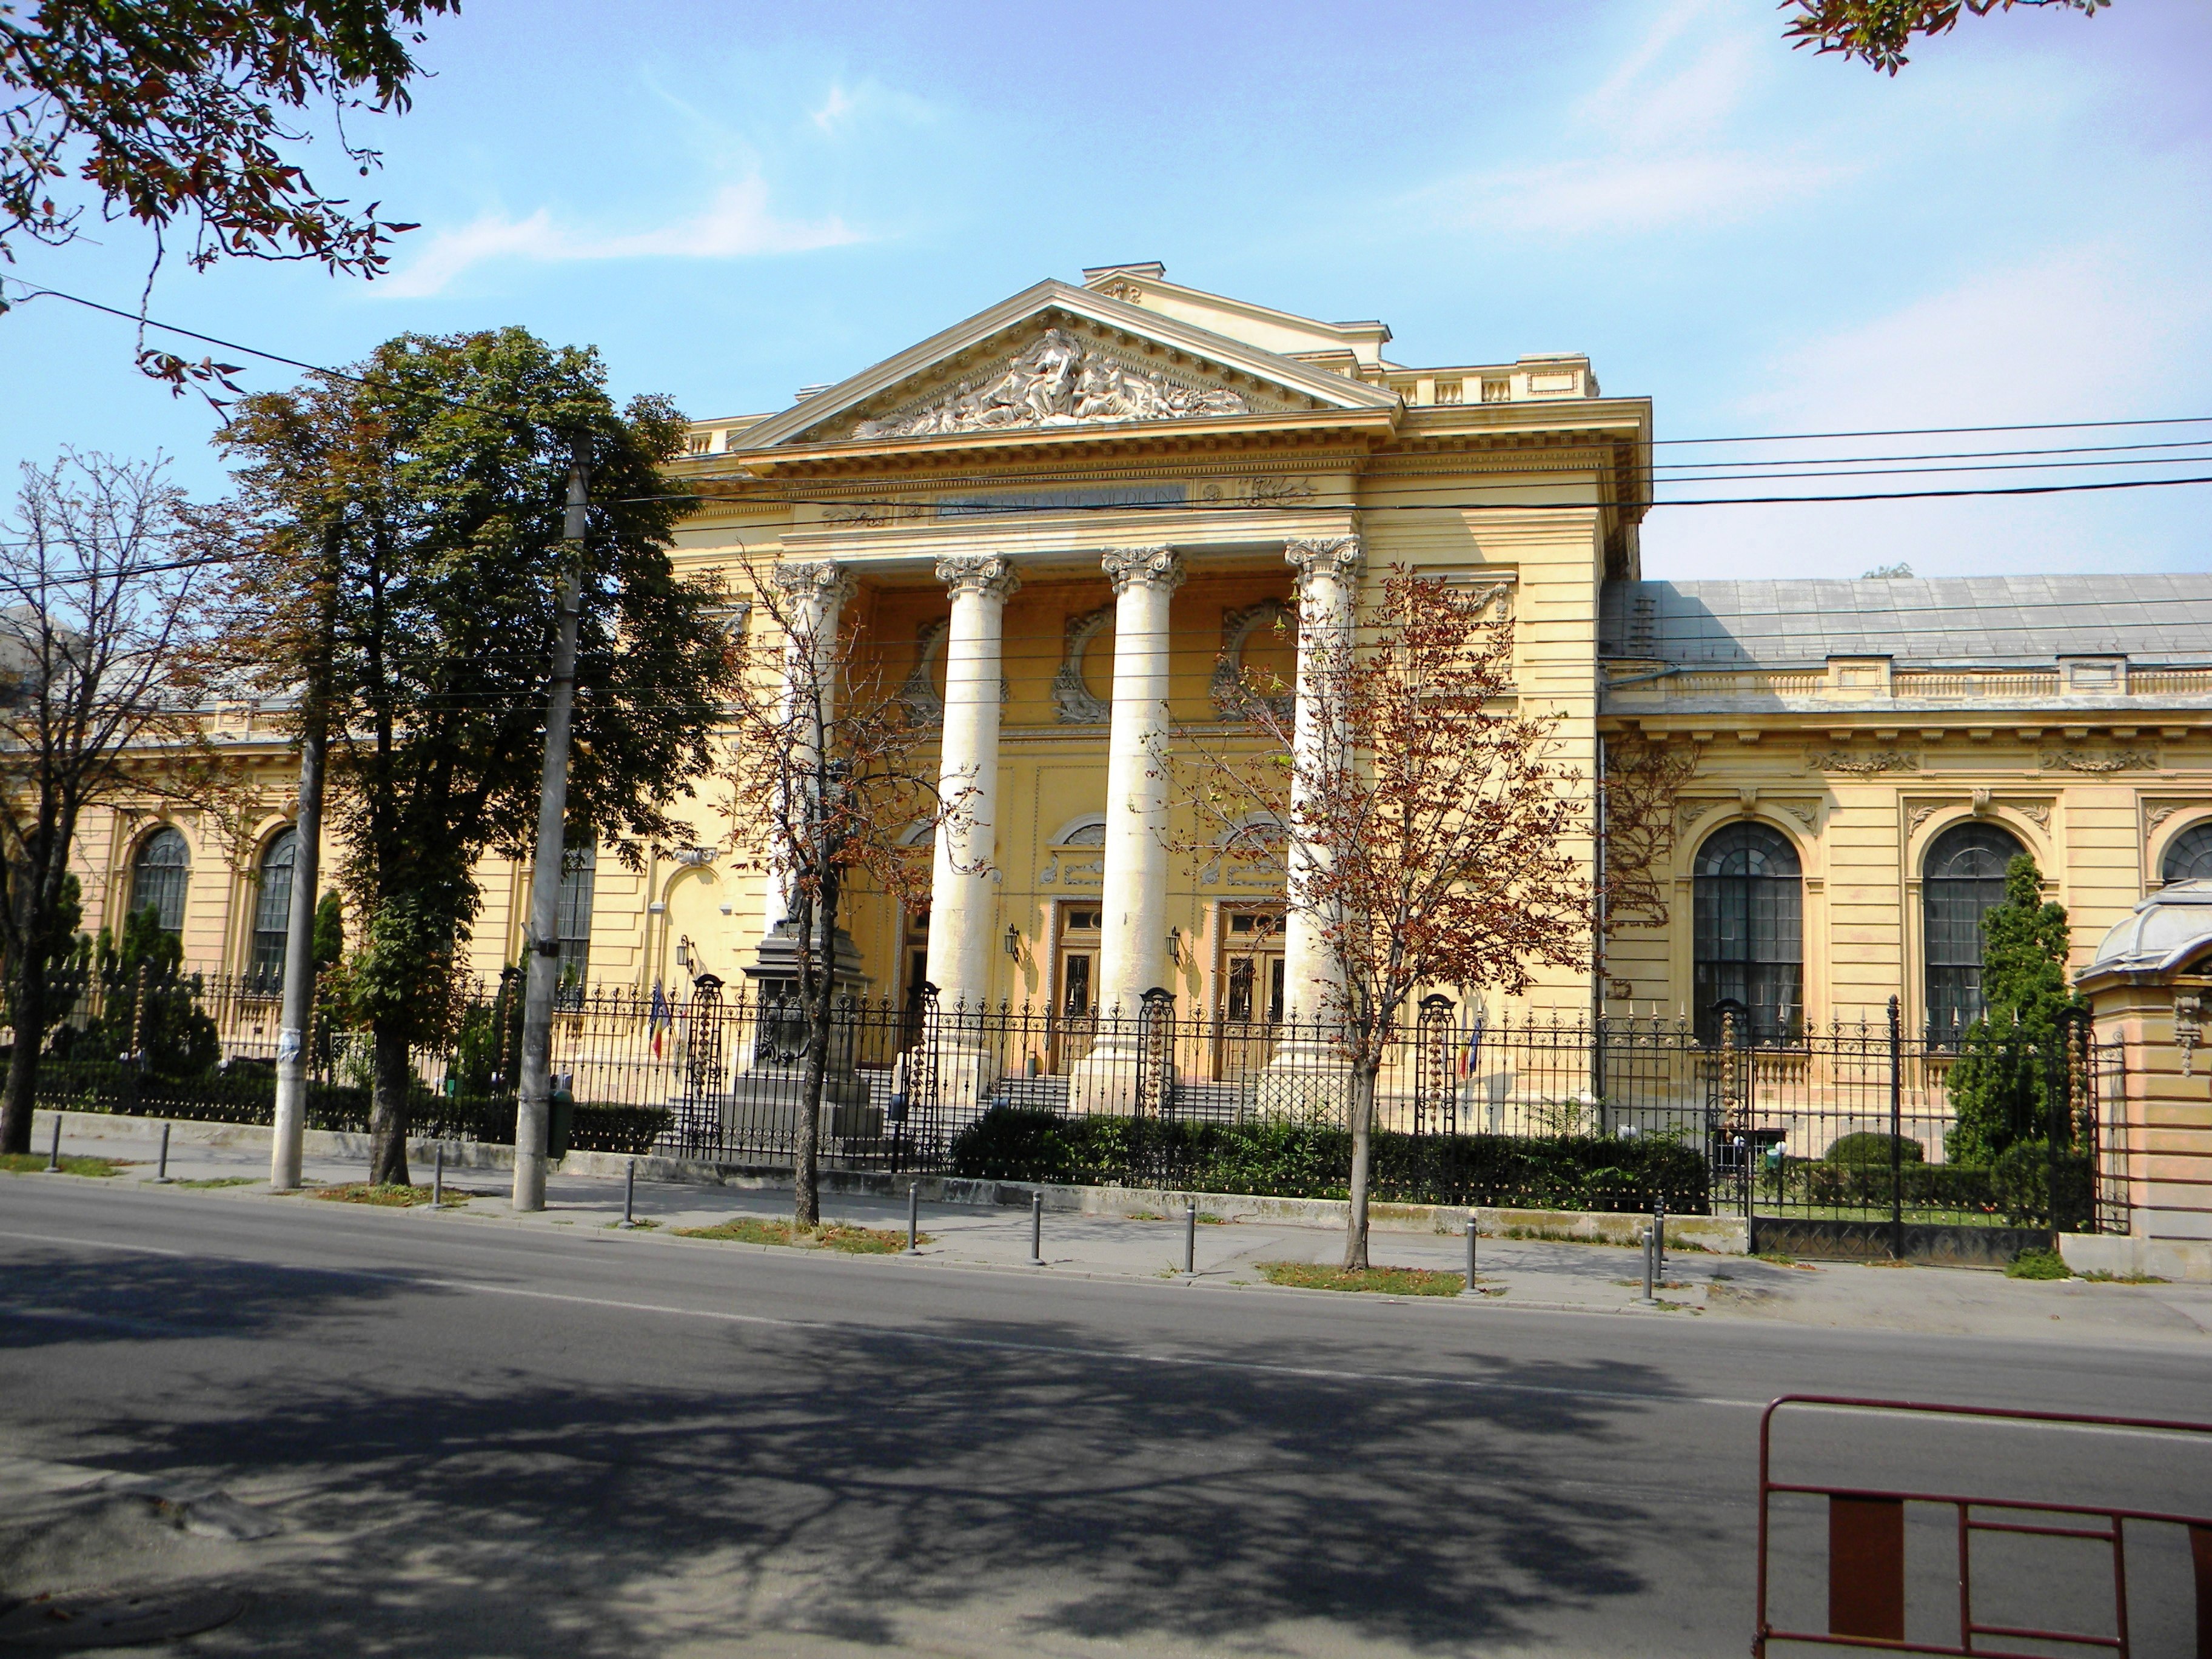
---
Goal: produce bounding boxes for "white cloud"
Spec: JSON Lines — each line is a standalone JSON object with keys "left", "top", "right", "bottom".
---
{"left": 811, "top": 84, "right": 855, "bottom": 132}
{"left": 1413, "top": 3, "right": 1850, "bottom": 237}
{"left": 1643, "top": 246, "right": 2212, "bottom": 578}
{"left": 1423, "top": 149, "right": 1848, "bottom": 237}
{"left": 381, "top": 178, "right": 863, "bottom": 298}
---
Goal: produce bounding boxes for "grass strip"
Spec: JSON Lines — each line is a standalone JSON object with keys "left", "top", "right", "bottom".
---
{"left": 173, "top": 1176, "right": 258, "bottom": 1190}
{"left": 1, "top": 1152, "right": 122, "bottom": 1177}
{"left": 314, "top": 1182, "right": 466, "bottom": 1208}
{"left": 1257, "top": 1261, "right": 1467, "bottom": 1296}
{"left": 674, "top": 1217, "right": 928, "bottom": 1255}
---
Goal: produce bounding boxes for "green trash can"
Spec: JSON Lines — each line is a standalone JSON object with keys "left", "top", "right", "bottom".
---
{"left": 549, "top": 1075, "right": 575, "bottom": 1161}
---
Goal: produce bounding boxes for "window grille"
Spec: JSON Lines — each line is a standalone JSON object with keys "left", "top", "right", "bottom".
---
{"left": 2162, "top": 820, "right": 2212, "bottom": 884}
{"left": 130, "top": 828, "right": 190, "bottom": 936}
{"left": 555, "top": 843, "right": 596, "bottom": 991}
{"left": 1923, "top": 822, "right": 2024, "bottom": 1044}
{"left": 249, "top": 829, "right": 297, "bottom": 987}
{"left": 1693, "top": 822, "right": 1802, "bottom": 1044}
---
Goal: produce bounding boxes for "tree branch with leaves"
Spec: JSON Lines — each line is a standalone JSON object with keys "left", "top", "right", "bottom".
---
{"left": 1168, "top": 570, "right": 1592, "bottom": 1268}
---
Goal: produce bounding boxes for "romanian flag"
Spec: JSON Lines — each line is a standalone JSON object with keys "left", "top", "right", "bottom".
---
{"left": 649, "top": 980, "right": 674, "bottom": 1059}
{"left": 1460, "top": 1019, "right": 1483, "bottom": 1079}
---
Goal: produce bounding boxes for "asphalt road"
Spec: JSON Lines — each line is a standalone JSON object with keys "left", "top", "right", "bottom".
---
{"left": 2, "top": 1179, "right": 2208, "bottom": 1658}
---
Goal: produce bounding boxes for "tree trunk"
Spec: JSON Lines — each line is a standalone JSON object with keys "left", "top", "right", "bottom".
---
{"left": 0, "top": 961, "right": 45, "bottom": 1156}
{"left": 1342, "top": 1058, "right": 1380, "bottom": 1270}
{"left": 793, "top": 886, "right": 838, "bottom": 1233}
{"left": 369, "top": 1022, "right": 413, "bottom": 1187}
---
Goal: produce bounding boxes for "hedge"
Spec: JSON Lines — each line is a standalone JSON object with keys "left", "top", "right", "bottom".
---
{"left": 31, "top": 1060, "right": 670, "bottom": 1156}
{"left": 947, "top": 1107, "right": 1711, "bottom": 1215}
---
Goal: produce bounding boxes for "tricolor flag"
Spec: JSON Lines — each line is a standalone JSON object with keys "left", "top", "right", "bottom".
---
{"left": 648, "top": 979, "right": 674, "bottom": 1059}
{"left": 1460, "top": 1018, "right": 1484, "bottom": 1079}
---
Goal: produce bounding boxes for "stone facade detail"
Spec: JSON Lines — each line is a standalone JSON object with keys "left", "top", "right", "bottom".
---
{"left": 1051, "top": 605, "right": 1114, "bottom": 725}
{"left": 1101, "top": 545, "right": 1186, "bottom": 597}
{"left": 852, "top": 327, "right": 1253, "bottom": 440}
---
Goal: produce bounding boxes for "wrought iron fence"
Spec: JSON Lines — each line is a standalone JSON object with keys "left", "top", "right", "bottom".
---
{"left": 21, "top": 967, "right": 2127, "bottom": 1230}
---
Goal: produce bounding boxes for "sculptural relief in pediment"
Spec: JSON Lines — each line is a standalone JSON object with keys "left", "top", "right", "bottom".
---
{"left": 849, "top": 327, "right": 1293, "bottom": 441}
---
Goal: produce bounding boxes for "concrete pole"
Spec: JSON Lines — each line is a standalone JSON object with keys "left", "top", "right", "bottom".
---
{"left": 1072, "top": 546, "right": 1183, "bottom": 1107}
{"left": 925, "top": 555, "right": 1017, "bottom": 1057}
{"left": 512, "top": 448, "right": 590, "bottom": 1213}
{"left": 270, "top": 525, "right": 339, "bottom": 1193}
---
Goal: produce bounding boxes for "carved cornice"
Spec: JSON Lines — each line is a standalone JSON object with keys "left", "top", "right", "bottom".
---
{"left": 1805, "top": 749, "right": 1919, "bottom": 776}
{"left": 851, "top": 327, "right": 1263, "bottom": 441}
{"left": 1101, "top": 546, "right": 1185, "bottom": 597}
{"left": 934, "top": 554, "right": 1019, "bottom": 602}
{"left": 1285, "top": 536, "right": 1362, "bottom": 583}
{"left": 1052, "top": 605, "right": 1113, "bottom": 725}
{"left": 2041, "top": 748, "right": 2157, "bottom": 774}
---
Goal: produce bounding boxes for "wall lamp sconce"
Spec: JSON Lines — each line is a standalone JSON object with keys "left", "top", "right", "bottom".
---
{"left": 675, "top": 934, "right": 692, "bottom": 970}
{"left": 1004, "top": 925, "right": 1023, "bottom": 962}
{"left": 1167, "top": 927, "right": 1186, "bottom": 968}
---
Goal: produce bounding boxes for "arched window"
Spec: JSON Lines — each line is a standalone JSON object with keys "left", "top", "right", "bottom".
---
{"left": 555, "top": 843, "right": 596, "bottom": 990}
{"left": 1923, "top": 821, "right": 2025, "bottom": 1044}
{"left": 1693, "top": 822, "right": 1803, "bottom": 1044}
{"left": 2163, "top": 821, "right": 2212, "bottom": 885}
{"left": 249, "top": 829, "right": 298, "bottom": 987}
{"left": 129, "top": 827, "right": 190, "bottom": 937}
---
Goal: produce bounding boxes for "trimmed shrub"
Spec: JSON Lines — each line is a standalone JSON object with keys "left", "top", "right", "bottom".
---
{"left": 1991, "top": 1141, "right": 2094, "bottom": 1230}
{"left": 947, "top": 1107, "right": 1710, "bottom": 1215}
{"left": 1825, "top": 1131, "right": 1924, "bottom": 1165}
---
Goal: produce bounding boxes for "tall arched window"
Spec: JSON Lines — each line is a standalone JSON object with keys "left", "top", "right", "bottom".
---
{"left": 129, "top": 827, "right": 190, "bottom": 937}
{"left": 1693, "top": 822, "right": 1803, "bottom": 1044}
{"left": 555, "top": 843, "right": 596, "bottom": 989}
{"left": 248, "top": 829, "right": 298, "bottom": 987}
{"left": 2163, "top": 821, "right": 2212, "bottom": 885}
{"left": 1923, "top": 820, "right": 2025, "bottom": 1044}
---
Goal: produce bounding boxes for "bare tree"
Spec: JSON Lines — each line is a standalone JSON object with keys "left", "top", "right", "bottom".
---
{"left": 1598, "top": 734, "right": 1696, "bottom": 1000}
{"left": 720, "top": 554, "right": 973, "bottom": 1230}
{"left": 0, "top": 452, "right": 215, "bottom": 1154}
{"left": 1170, "top": 571, "right": 1591, "bottom": 1269}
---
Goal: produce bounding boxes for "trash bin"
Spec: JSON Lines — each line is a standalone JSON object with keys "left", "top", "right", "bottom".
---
{"left": 549, "top": 1074, "right": 575, "bottom": 1160}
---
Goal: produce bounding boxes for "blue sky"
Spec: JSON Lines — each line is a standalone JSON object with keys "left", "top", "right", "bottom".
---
{"left": 4, "top": 0, "right": 2207, "bottom": 579}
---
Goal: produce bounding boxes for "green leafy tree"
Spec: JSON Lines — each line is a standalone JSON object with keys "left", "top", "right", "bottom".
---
{"left": 1783, "top": 0, "right": 2110, "bottom": 75}
{"left": 215, "top": 327, "right": 737, "bottom": 1184}
{"left": 1, "top": 1, "right": 455, "bottom": 390}
{"left": 84, "top": 905, "right": 219, "bottom": 1075}
{"left": 311, "top": 889, "right": 343, "bottom": 970}
{"left": 1945, "top": 854, "right": 2085, "bottom": 1165}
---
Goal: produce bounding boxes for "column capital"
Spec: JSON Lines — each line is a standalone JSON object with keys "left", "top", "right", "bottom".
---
{"left": 771, "top": 560, "right": 857, "bottom": 608}
{"left": 935, "top": 553, "right": 1021, "bottom": 602}
{"left": 1101, "top": 545, "right": 1185, "bottom": 597}
{"left": 1285, "top": 537, "right": 1362, "bottom": 583}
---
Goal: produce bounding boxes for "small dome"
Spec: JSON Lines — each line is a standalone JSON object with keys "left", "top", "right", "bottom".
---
{"left": 2087, "top": 879, "right": 2212, "bottom": 977}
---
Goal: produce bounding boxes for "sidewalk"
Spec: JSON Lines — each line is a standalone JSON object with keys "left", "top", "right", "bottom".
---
{"left": 25, "top": 1113, "right": 2212, "bottom": 1349}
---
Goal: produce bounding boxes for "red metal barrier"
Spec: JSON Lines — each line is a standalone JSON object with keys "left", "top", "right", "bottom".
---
{"left": 1755, "top": 1395, "right": 2212, "bottom": 1659}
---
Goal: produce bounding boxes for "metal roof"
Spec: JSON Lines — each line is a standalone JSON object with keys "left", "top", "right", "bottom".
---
{"left": 1600, "top": 575, "right": 2212, "bottom": 668}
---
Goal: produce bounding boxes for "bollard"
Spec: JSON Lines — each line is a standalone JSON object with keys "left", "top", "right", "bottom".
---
{"left": 620, "top": 1157, "right": 637, "bottom": 1228}
{"left": 154, "top": 1121, "right": 173, "bottom": 1184}
{"left": 1029, "top": 1191, "right": 1045, "bottom": 1267}
{"left": 46, "top": 1111, "right": 62, "bottom": 1171}
{"left": 1184, "top": 1202, "right": 1197, "bottom": 1276}
{"left": 905, "top": 1182, "right": 922, "bottom": 1256}
{"left": 1462, "top": 1216, "right": 1479, "bottom": 1296}
{"left": 1641, "top": 1227, "right": 1657, "bottom": 1303}
{"left": 431, "top": 1144, "right": 444, "bottom": 1209}
{"left": 1653, "top": 1194, "right": 1667, "bottom": 1282}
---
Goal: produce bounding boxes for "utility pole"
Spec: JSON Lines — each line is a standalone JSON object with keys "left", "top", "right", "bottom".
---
{"left": 270, "top": 521, "right": 340, "bottom": 1192}
{"left": 513, "top": 444, "right": 589, "bottom": 1212}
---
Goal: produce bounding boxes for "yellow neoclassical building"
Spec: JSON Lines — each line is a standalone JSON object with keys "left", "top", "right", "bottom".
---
{"left": 77, "top": 264, "right": 2212, "bottom": 1050}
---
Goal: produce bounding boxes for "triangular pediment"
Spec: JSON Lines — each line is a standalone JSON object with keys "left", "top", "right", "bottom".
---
{"left": 738, "top": 280, "right": 1399, "bottom": 451}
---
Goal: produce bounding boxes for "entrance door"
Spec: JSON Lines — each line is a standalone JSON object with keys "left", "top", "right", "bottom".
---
{"left": 1051, "top": 905, "right": 1101, "bottom": 1072}
{"left": 1216, "top": 908, "right": 1285, "bottom": 1078}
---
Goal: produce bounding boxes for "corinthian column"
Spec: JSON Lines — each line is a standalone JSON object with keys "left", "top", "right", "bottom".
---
{"left": 925, "top": 554, "right": 1018, "bottom": 1019}
{"left": 765, "top": 560, "right": 856, "bottom": 934}
{"left": 1270, "top": 537, "right": 1361, "bottom": 1086}
{"left": 1070, "top": 545, "right": 1185, "bottom": 1111}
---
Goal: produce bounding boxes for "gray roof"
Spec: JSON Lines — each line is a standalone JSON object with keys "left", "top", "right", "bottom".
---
{"left": 1600, "top": 575, "right": 2212, "bottom": 668}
